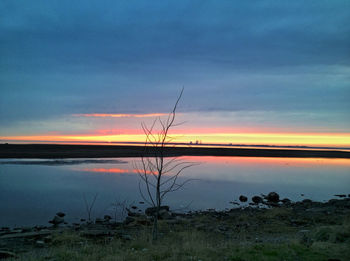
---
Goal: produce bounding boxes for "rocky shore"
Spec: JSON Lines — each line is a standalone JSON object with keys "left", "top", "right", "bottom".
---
{"left": 1, "top": 193, "right": 350, "bottom": 260}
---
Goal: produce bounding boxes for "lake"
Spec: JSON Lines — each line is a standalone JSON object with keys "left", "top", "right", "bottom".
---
{"left": 1, "top": 156, "right": 349, "bottom": 227}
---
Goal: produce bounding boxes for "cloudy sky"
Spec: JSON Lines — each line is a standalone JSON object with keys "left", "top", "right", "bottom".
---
{"left": 1, "top": 0, "right": 349, "bottom": 146}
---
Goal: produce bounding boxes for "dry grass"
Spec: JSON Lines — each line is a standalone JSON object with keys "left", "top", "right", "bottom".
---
{"left": 11, "top": 224, "right": 350, "bottom": 261}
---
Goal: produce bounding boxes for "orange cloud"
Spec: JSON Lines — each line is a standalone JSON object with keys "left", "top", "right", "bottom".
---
{"left": 78, "top": 168, "right": 152, "bottom": 174}
{"left": 73, "top": 113, "right": 168, "bottom": 118}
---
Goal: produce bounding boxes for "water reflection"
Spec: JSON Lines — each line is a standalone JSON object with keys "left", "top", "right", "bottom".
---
{"left": 77, "top": 168, "right": 150, "bottom": 174}
{"left": 0, "top": 156, "right": 349, "bottom": 227}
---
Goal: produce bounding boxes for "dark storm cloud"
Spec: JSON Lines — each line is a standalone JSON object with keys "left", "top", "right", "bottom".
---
{"left": 1, "top": 0, "right": 349, "bottom": 71}
{"left": 0, "top": 0, "right": 349, "bottom": 127}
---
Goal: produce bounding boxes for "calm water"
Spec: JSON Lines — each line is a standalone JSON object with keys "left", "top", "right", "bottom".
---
{"left": 0, "top": 156, "right": 349, "bottom": 227}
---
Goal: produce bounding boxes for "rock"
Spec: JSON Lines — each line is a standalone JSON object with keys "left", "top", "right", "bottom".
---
{"left": 34, "top": 225, "right": 46, "bottom": 231}
{"left": 302, "top": 199, "right": 313, "bottom": 204}
{"left": 35, "top": 240, "right": 45, "bottom": 248}
{"left": 126, "top": 209, "right": 139, "bottom": 217}
{"left": 104, "top": 215, "right": 112, "bottom": 221}
{"left": 124, "top": 216, "right": 135, "bottom": 225}
{"left": 217, "top": 225, "right": 228, "bottom": 232}
{"left": 43, "top": 235, "right": 52, "bottom": 243}
{"left": 166, "top": 219, "right": 182, "bottom": 225}
{"left": 136, "top": 218, "right": 151, "bottom": 226}
{"left": 145, "top": 206, "right": 170, "bottom": 217}
{"left": 0, "top": 250, "right": 16, "bottom": 259}
{"left": 21, "top": 227, "right": 32, "bottom": 232}
{"left": 334, "top": 194, "right": 346, "bottom": 198}
{"left": 239, "top": 195, "right": 248, "bottom": 202}
{"left": 0, "top": 230, "right": 52, "bottom": 239}
{"left": 81, "top": 230, "right": 115, "bottom": 237}
{"left": 95, "top": 218, "right": 104, "bottom": 224}
{"left": 11, "top": 228, "right": 23, "bottom": 233}
{"left": 159, "top": 208, "right": 172, "bottom": 219}
{"left": 121, "top": 234, "right": 132, "bottom": 240}
{"left": 306, "top": 207, "right": 326, "bottom": 213}
{"left": 266, "top": 192, "right": 280, "bottom": 203}
{"left": 298, "top": 229, "right": 310, "bottom": 234}
{"left": 281, "top": 198, "right": 291, "bottom": 204}
{"left": 252, "top": 196, "right": 263, "bottom": 204}
{"left": 56, "top": 212, "right": 66, "bottom": 217}
{"left": 49, "top": 215, "right": 64, "bottom": 226}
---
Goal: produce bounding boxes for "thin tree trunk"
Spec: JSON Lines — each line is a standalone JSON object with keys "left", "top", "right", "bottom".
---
{"left": 152, "top": 213, "right": 158, "bottom": 241}
{"left": 153, "top": 178, "right": 161, "bottom": 241}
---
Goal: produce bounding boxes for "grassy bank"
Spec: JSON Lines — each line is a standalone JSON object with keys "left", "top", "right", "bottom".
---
{"left": 3, "top": 198, "right": 350, "bottom": 261}
{"left": 13, "top": 223, "right": 350, "bottom": 261}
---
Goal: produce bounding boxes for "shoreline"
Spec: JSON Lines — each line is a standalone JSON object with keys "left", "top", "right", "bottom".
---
{"left": 1, "top": 143, "right": 350, "bottom": 159}
{"left": 1, "top": 196, "right": 350, "bottom": 260}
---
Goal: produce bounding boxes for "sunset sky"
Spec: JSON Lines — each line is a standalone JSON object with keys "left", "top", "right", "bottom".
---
{"left": 1, "top": 1, "right": 349, "bottom": 147}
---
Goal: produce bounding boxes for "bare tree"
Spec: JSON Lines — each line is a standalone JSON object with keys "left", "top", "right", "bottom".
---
{"left": 135, "top": 88, "right": 196, "bottom": 240}
{"left": 83, "top": 193, "right": 98, "bottom": 223}
{"left": 110, "top": 199, "right": 128, "bottom": 223}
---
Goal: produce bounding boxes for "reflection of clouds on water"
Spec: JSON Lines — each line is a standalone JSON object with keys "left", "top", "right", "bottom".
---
{"left": 1, "top": 156, "right": 350, "bottom": 227}
{"left": 0, "top": 159, "right": 128, "bottom": 166}
{"left": 76, "top": 167, "right": 151, "bottom": 175}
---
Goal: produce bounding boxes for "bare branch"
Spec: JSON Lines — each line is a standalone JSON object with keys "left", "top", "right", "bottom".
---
{"left": 83, "top": 193, "right": 98, "bottom": 222}
{"left": 136, "top": 87, "right": 197, "bottom": 241}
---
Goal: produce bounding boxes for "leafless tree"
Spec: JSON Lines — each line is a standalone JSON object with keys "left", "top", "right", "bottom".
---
{"left": 110, "top": 199, "right": 128, "bottom": 223}
{"left": 83, "top": 193, "right": 98, "bottom": 222}
{"left": 134, "top": 88, "right": 197, "bottom": 240}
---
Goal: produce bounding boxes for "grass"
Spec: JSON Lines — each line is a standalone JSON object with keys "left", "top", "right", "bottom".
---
{"left": 12, "top": 223, "right": 350, "bottom": 261}
{"left": 6, "top": 205, "right": 350, "bottom": 260}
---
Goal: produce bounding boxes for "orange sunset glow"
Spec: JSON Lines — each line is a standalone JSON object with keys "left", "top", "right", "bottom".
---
{"left": 77, "top": 168, "right": 153, "bottom": 174}
{"left": 188, "top": 156, "right": 350, "bottom": 167}
{"left": 73, "top": 113, "right": 168, "bottom": 118}
{"left": 2, "top": 131, "right": 350, "bottom": 147}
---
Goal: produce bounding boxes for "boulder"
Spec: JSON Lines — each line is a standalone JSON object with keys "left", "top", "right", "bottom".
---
{"left": 266, "top": 192, "right": 280, "bottom": 203}
{"left": 104, "top": 215, "right": 112, "bottom": 221}
{"left": 159, "top": 208, "right": 172, "bottom": 219}
{"left": 145, "top": 206, "right": 170, "bottom": 217}
{"left": 56, "top": 212, "right": 66, "bottom": 217}
{"left": 49, "top": 215, "right": 64, "bottom": 226}
{"left": 334, "top": 194, "right": 346, "bottom": 198}
{"left": 281, "top": 198, "right": 291, "bottom": 205}
{"left": 239, "top": 195, "right": 248, "bottom": 202}
{"left": 302, "top": 199, "right": 313, "bottom": 204}
{"left": 252, "top": 196, "right": 263, "bottom": 204}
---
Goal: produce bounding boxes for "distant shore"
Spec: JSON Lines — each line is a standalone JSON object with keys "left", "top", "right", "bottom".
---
{"left": 1, "top": 144, "right": 350, "bottom": 159}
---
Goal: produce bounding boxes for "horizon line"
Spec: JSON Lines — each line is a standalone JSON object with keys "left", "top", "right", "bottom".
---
{"left": 2, "top": 140, "right": 350, "bottom": 151}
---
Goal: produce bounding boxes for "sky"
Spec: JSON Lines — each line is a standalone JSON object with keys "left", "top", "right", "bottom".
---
{"left": 1, "top": 0, "right": 350, "bottom": 147}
